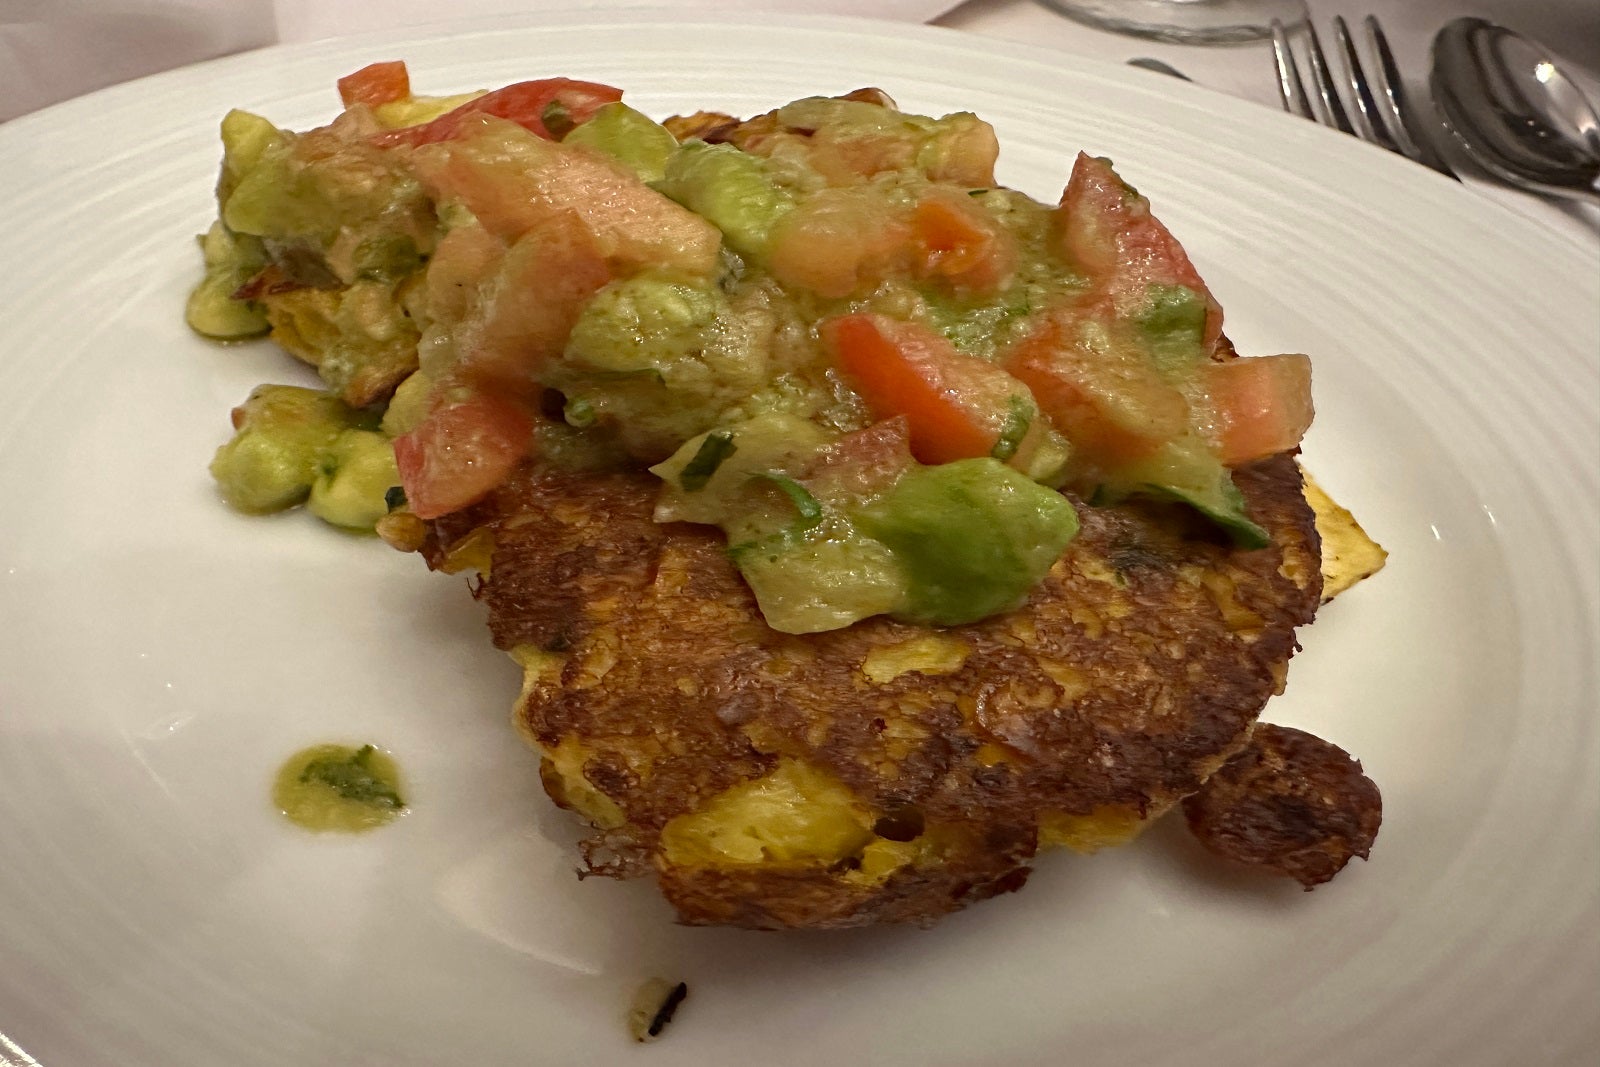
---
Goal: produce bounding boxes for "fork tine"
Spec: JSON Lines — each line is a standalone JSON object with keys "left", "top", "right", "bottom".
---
{"left": 1331, "top": 15, "right": 1391, "bottom": 147}
{"left": 1365, "top": 15, "right": 1429, "bottom": 163}
{"left": 1303, "top": 20, "right": 1355, "bottom": 133}
{"left": 1275, "top": 13, "right": 1457, "bottom": 179}
{"left": 1271, "top": 20, "right": 1315, "bottom": 120}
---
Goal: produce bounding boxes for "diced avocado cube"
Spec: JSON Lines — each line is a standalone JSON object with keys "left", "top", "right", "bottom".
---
{"left": 184, "top": 221, "right": 269, "bottom": 340}
{"left": 775, "top": 96, "right": 902, "bottom": 132}
{"left": 220, "top": 140, "right": 298, "bottom": 239}
{"left": 730, "top": 528, "right": 906, "bottom": 635}
{"left": 1110, "top": 436, "right": 1270, "bottom": 549}
{"left": 656, "top": 141, "right": 794, "bottom": 259}
{"left": 555, "top": 274, "right": 772, "bottom": 457}
{"left": 856, "top": 458, "right": 1079, "bottom": 626}
{"left": 186, "top": 272, "right": 269, "bottom": 340}
{"left": 566, "top": 274, "right": 725, "bottom": 376}
{"left": 380, "top": 370, "right": 434, "bottom": 437}
{"left": 208, "top": 385, "right": 351, "bottom": 513}
{"left": 218, "top": 109, "right": 286, "bottom": 205}
{"left": 1145, "top": 476, "right": 1270, "bottom": 549}
{"left": 564, "top": 102, "right": 679, "bottom": 183}
{"left": 220, "top": 109, "right": 284, "bottom": 175}
{"left": 209, "top": 430, "right": 321, "bottom": 513}
{"left": 308, "top": 429, "right": 401, "bottom": 530}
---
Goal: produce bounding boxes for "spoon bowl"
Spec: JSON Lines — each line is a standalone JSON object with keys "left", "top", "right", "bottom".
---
{"left": 1429, "top": 17, "right": 1600, "bottom": 205}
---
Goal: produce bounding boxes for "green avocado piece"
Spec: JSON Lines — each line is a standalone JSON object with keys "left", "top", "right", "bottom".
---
{"left": 185, "top": 221, "right": 269, "bottom": 340}
{"left": 728, "top": 527, "right": 907, "bottom": 635}
{"left": 555, "top": 273, "right": 771, "bottom": 458}
{"left": 217, "top": 109, "right": 287, "bottom": 207}
{"left": 1136, "top": 283, "right": 1209, "bottom": 375}
{"left": 1139, "top": 474, "right": 1271, "bottom": 549}
{"left": 307, "top": 429, "right": 401, "bottom": 531}
{"left": 208, "top": 385, "right": 352, "bottom": 514}
{"left": 563, "top": 102, "right": 679, "bottom": 183}
{"left": 1105, "top": 436, "right": 1271, "bottom": 549}
{"left": 856, "top": 458, "right": 1079, "bottom": 627}
{"left": 565, "top": 274, "right": 726, "bottom": 376}
{"left": 219, "top": 117, "right": 432, "bottom": 286}
{"left": 656, "top": 141, "right": 794, "bottom": 259}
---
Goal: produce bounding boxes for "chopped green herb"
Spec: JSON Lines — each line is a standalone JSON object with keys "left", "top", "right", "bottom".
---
{"left": 542, "top": 100, "right": 575, "bottom": 139}
{"left": 679, "top": 431, "right": 737, "bottom": 492}
{"left": 725, "top": 473, "right": 826, "bottom": 564}
{"left": 298, "top": 744, "right": 405, "bottom": 809}
{"left": 750, "top": 472, "right": 823, "bottom": 531}
{"left": 990, "top": 396, "right": 1032, "bottom": 461}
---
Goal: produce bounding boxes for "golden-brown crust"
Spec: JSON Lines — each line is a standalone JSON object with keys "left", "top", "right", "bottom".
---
{"left": 1181, "top": 723, "right": 1381, "bottom": 888}
{"left": 660, "top": 110, "right": 741, "bottom": 144}
{"left": 656, "top": 830, "right": 1035, "bottom": 930}
{"left": 424, "top": 452, "right": 1321, "bottom": 927}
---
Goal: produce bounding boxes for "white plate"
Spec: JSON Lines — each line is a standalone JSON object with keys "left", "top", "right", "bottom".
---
{"left": 1, "top": 14, "right": 1595, "bottom": 1067}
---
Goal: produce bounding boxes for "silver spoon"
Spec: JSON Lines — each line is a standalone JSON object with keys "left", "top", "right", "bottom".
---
{"left": 1429, "top": 17, "right": 1600, "bottom": 205}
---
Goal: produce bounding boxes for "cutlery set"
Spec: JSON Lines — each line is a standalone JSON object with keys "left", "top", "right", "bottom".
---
{"left": 1111, "top": 6, "right": 1600, "bottom": 206}
{"left": 1272, "top": 14, "right": 1600, "bottom": 204}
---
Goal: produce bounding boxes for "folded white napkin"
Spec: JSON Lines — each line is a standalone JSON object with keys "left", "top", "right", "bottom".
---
{"left": 0, "top": 0, "right": 967, "bottom": 122}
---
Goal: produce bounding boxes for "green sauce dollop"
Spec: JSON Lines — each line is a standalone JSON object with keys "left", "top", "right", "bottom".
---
{"left": 273, "top": 743, "right": 406, "bottom": 833}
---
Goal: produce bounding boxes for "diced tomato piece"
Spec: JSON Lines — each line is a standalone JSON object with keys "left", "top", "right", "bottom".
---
{"left": 1198, "top": 353, "right": 1314, "bottom": 465}
{"left": 370, "top": 77, "right": 623, "bottom": 148}
{"left": 338, "top": 61, "right": 412, "bottom": 109}
{"left": 768, "top": 189, "right": 914, "bottom": 299}
{"left": 393, "top": 388, "right": 534, "bottom": 519}
{"left": 423, "top": 222, "right": 505, "bottom": 332}
{"left": 1004, "top": 300, "right": 1191, "bottom": 467}
{"left": 412, "top": 117, "right": 720, "bottom": 277}
{"left": 1056, "top": 152, "right": 1224, "bottom": 352}
{"left": 912, "top": 189, "right": 1017, "bottom": 295}
{"left": 453, "top": 211, "right": 613, "bottom": 388}
{"left": 824, "top": 313, "right": 1034, "bottom": 466}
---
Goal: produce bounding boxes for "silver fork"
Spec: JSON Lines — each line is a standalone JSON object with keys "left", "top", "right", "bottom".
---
{"left": 1272, "top": 15, "right": 1453, "bottom": 176}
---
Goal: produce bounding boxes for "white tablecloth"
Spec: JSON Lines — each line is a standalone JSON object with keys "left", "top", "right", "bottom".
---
{"left": 3, "top": 0, "right": 1595, "bottom": 244}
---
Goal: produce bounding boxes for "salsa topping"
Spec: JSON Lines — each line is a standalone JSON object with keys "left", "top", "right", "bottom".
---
{"left": 193, "top": 61, "right": 1314, "bottom": 633}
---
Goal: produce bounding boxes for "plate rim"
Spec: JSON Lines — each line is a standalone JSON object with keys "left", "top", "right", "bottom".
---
{"left": 0, "top": 11, "right": 1595, "bottom": 1067}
